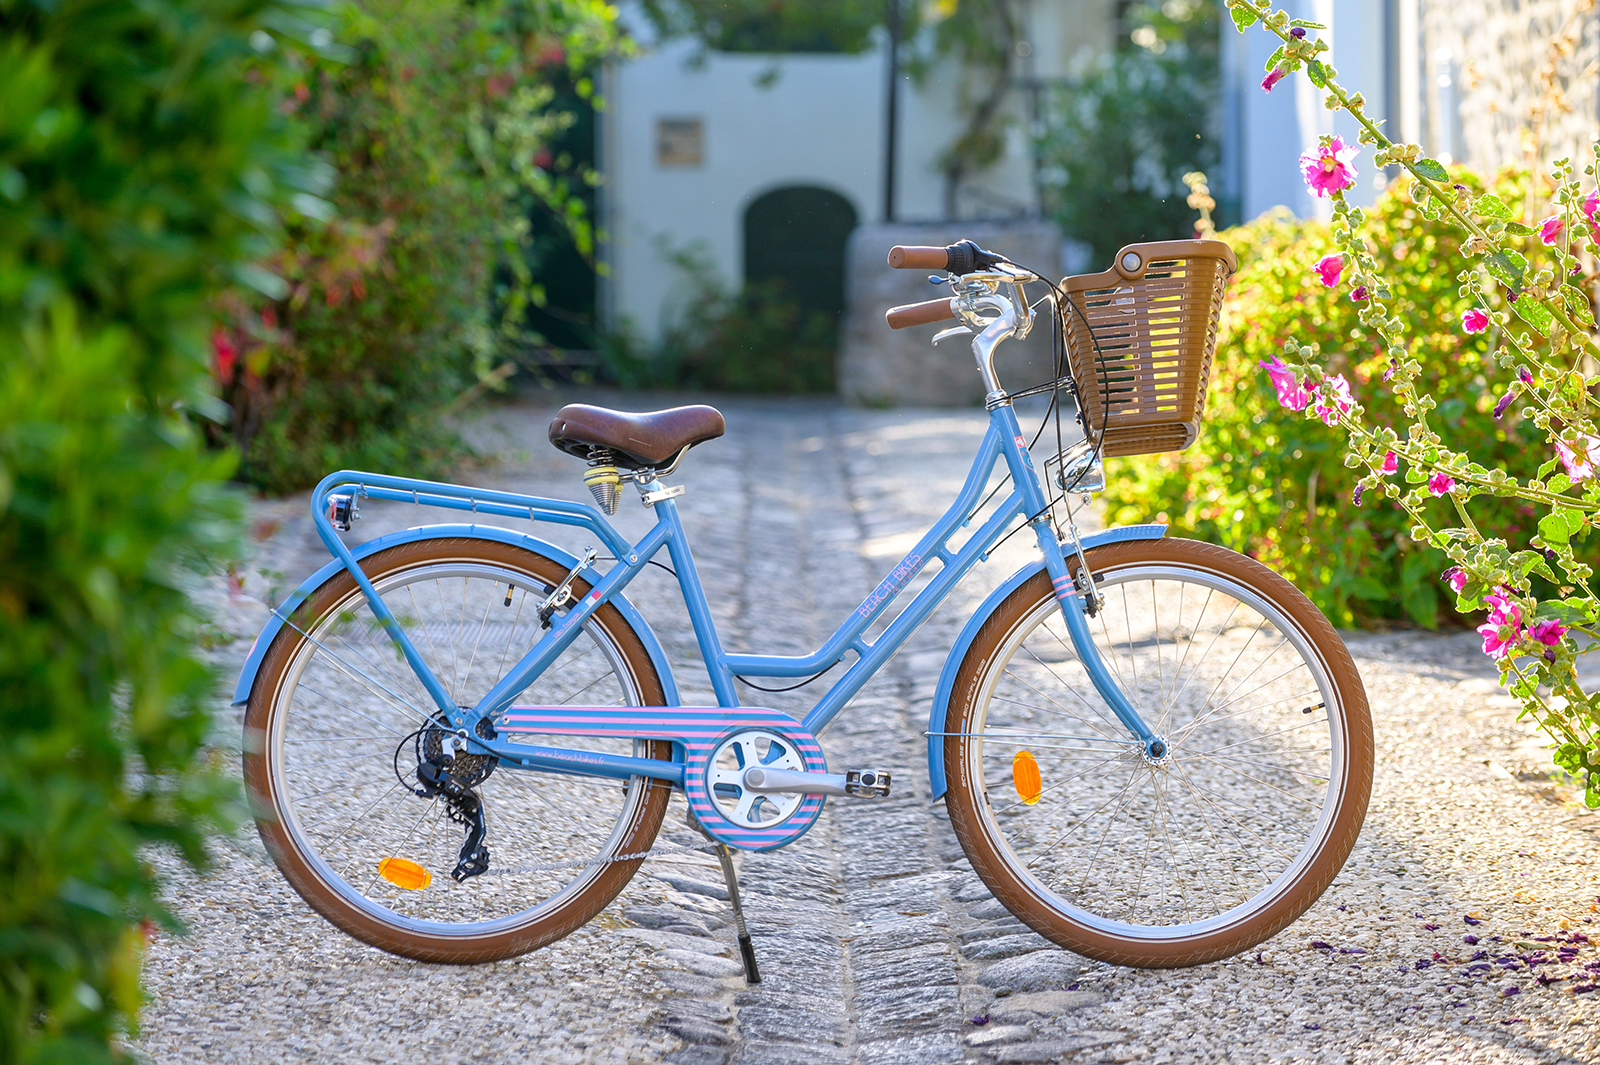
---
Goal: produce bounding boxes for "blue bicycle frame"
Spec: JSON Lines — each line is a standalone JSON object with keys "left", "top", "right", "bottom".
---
{"left": 265, "top": 402, "right": 1159, "bottom": 789}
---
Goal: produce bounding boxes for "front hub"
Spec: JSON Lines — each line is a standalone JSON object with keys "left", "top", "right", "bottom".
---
{"left": 1142, "top": 735, "right": 1172, "bottom": 767}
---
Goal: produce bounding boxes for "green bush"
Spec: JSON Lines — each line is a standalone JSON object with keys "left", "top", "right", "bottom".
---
{"left": 0, "top": 0, "right": 313, "bottom": 1060}
{"left": 1037, "top": 1, "right": 1220, "bottom": 264}
{"left": 1103, "top": 175, "right": 1545, "bottom": 628}
{"left": 216, "top": 0, "right": 618, "bottom": 493}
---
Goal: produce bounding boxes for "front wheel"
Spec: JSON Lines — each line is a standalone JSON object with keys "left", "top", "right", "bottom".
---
{"left": 944, "top": 538, "right": 1372, "bottom": 968}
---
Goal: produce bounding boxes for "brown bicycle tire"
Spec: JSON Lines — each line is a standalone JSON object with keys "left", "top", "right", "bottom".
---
{"left": 943, "top": 538, "right": 1373, "bottom": 968}
{"left": 242, "top": 537, "right": 675, "bottom": 964}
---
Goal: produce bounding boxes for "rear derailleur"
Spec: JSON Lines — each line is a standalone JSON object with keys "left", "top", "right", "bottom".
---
{"left": 406, "top": 720, "right": 497, "bottom": 882}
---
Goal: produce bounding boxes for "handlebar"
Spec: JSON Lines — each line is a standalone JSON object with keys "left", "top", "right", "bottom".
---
{"left": 884, "top": 297, "right": 958, "bottom": 330}
{"left": 886, "top": 239, "right": 1007, "bottom": 275}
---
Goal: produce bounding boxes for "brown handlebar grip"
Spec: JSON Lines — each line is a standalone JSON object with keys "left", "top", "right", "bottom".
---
{"left": 887, "top": 245, "right": 950, "bottom": 270}
{"left": 885, "top": 297, "right": 958, "bottom": 330}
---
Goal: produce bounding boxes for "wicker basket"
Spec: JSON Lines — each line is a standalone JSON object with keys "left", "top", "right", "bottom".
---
{"left": 1059, "top": 239, "right": 1237, "bottom": 458}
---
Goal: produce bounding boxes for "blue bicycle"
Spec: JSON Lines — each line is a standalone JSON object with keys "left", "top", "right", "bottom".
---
{"left": 237, "top": 239, "right": 1372, "bottom": 971}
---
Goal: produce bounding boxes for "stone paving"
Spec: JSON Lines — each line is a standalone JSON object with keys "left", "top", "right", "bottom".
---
{"left": 137, "top": 394, "right": 1600, "bottom": 1064}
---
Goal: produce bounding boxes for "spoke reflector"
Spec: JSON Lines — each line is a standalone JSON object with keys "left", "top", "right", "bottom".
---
{"left": 1013, "top": 750, "right": 1042, "bottom": 805}
{"left": 379, "top": 857, "right": 432, "bottom": 890}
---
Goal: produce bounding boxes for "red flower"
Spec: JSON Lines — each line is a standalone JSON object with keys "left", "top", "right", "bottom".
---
{"left": 211, "top": 327, "right": 237, "bottom": 383}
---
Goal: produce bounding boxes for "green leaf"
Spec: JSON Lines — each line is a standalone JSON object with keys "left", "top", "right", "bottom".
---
{"left": 1562, "top": 282, "right": 1596, "bottom": 327}
{"left": 1474, "top": 193, "right": 1515, "bottom": 220}
{"left": 1504, "top": 221, "right": 1535, "bottom": 236}
{"left": 1305, "top": 60, "right": 1326, "bottom": 88}
{"left": 1512, "top": 296, "right": 1554, "bottom": 335}
{"left": 1549, "top": 472, "right": 1573, "bottom": 493}
{"left": 1263, "top": 45, "right": 1286, "bottom": 73}
{"left": 1416, "top": 191, "right": 1442, "bottom": 220}
{"left": 1539, "top": 512, "right": 1571, "bottom": 544}
{"left": 232, "top": 263, "right": 290, "bottom": 300}
{"left": 1412, "top": 158, "right": 1449, "bottom": 181}
{"left": 1485, "top": 250, "right": 1527, "bottom": 289}
{"left": 1539, "top": 457, "right": 1560, "bottom": 479}
{"left": 1231, "top": 6, "right": 1259, "bottom": 31}
{"left": 1289, "top": 19, "right": 1327, "bottom": 28}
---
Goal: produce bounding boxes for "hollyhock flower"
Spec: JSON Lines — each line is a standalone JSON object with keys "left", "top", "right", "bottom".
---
{"left": 1350, "top": 285, "right": 1369, "bottom": 302}
{"left": 1299, "top": 136, "right": 1359, "bottom": 198}
{"left": 1259, "top": 354, "right": 1311, "bottom": 411}
{"left": 1585, "top": 191, "right": 1599, "bottom": 240}
{"left": 1261, "top": 66, "right": 1289, "bottom": 93}
{"left": 1380, "top": 450, "right": 1398, "bottom": 475}
{"left": 1313, "top": 254, "right": 1344, "bottom": 287}
{"left": 1446, "top": 568, "right": 1468, "bottom": 594}
{"left": 1556, "top": 434, "right": 1600, "bottom": 481}
{"left": 1477, "top": 592, "right": 1523, "bottom": 658}
{"left": 1461, "top": 308, "right": 1490, "bottom": 334}
{"left": 1518, "top": 367, "right": 1534, "bottom": 385}
{"left": 1539, "top": 216, "right": 1565, "bottom": 246}
{"left": 1531, "top": 619, "right": 1567, "bottom": 646}
{"left": 1352, "top": 484, "right": 1364, "bottom": 506}
{"left": 1290, "top": 26, "right": 1307, "bottom": 38}
{"left": 1427, "top": 471, "right": 1455, "bottom": 496}
{"left": 1311, "top": 373, "right": 1354, "bottom": 426}
{"left": 1493, "top": 387, "right": 1516, "bottom": 419}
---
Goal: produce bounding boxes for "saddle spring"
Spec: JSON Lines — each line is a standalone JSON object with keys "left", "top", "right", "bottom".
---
{"left": 584, "top": 446, "right": 622, "bottom": 515}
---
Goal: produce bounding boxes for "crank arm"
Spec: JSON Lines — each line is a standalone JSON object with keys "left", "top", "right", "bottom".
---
{"left": 741, "top": 767, "right": 890, "bottom": 798}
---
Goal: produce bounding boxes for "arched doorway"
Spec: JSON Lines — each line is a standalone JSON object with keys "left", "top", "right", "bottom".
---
{"left": 742, "top": 186, "right": 858, "bottom": 324}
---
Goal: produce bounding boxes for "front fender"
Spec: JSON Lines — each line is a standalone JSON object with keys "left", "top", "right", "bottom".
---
{"left": 231, "top": 524, "right": 679, "bottom": 707}
{"left": 925, "top": 524, "right": 1166, "bottom": 800}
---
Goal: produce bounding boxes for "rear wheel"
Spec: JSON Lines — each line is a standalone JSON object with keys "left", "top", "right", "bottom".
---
{"left": 243, "top": 537, "right": 674, "bottom": 963}
{"left": 944, "top": 538, "right": 1372, "bottom": 967}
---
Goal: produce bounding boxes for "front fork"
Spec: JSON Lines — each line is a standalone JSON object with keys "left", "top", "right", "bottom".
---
{"left": 1029, "top": 511, "right": 1164, "bottom": 757}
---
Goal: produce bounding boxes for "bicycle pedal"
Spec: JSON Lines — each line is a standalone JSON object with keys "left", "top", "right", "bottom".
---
{"left": 843, "top": 769, "right": 891, "bottom": 798}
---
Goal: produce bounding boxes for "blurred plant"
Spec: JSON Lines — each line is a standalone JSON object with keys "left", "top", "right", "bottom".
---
{"left": 604, "top": 244, "right": 835, "bottom": 392}
{"left": 1105, "top": 175, "right": 1546, "bottom": 630}
{"left": 1036, "top": 0, "right": 1219, "bottom": 264}
{"left": 1226, "top": 0, "right": 1600, "bottom": 802}
{"left": 637, "top": 0, "right": 885, "bottom": 53}
{"left": 212, "top": 0, "right": 619, "bottom": 493}
{"left": 0, "top": 0, "right": 324, "bottom": 1058}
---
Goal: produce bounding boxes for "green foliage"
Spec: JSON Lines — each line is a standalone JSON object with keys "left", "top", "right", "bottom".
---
{"left": 216, "top": 0, "right": 619, "bottom": 493}
{"left": 1037, "top": 0, "right": 1220, "bottom": 264}
{"left": 1103, "top": 177, "right": 1545, "bottom": 628}
{"left": 604, "top": 247, "right": 835, "bottom": 393}
{"left": 0, "top": 0, "right": 312, "bottom": 1057}
{"left": 637, "top": 0, "right": 884, "bottom": 53}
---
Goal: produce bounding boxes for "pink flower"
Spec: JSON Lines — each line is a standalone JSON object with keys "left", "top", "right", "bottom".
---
{"left": 1299, "top": 136, "right": 1359, "bottom": 199}
{"left": 1380, "top": 450, "right": 1398, "bottom": 475}
{"left": 1493, "top": 386, "right": 1516, "bottom": 419}
{"left": 1311, "top": 373, "right": 1354, "bottom": 426}
{"left": 1538, "top": 216, "right": 1564, "bottom": 246}
{"left": 1427, "top": 471, "right": 1455, "bottom": 496}
{"left": 211, "top": 327, "right": 237, "bottom": 383}
{"left": 1483, "top": 591, "right": 1522, "bottom": 629}
{"left": 1461, "top": 308, "right": 1490, "bottom": 334}
{"left": 1313, "top": 254, "right": 1344, "bottom": 288}
{"left": 1350, "top": 285, "right": 1369, "bottom": 302}
{"left": 1531, "top": 618, "right": 1567, "bottom": 646}
{"left": 1259, "top": 354, "right": 1311, "bottom": 412}
{"left": 1556, "top": 434, "right": 1600, "bottom": 481}
{"left": 1585, "top": 191, "right": 1599, "bottom": 224}
{"left": 1446, "top": 568, "right": 1467, "bottom": 594}
{"left": 1261, "top": 66, "right": 1288, "bottom": 93}
{"left": 1478, "top": 622, "right": 1521, "bottom": 659}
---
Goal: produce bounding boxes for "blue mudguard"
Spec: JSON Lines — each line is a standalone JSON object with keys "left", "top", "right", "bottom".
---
{"left": 925, "top": 524, "right": 1167, "bottom": 800}
{"left": 230, "top": 524, "right": 680, "bottom": 707}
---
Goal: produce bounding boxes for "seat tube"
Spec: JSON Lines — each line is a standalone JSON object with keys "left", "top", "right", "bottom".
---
{"left": 649, "top": 489, "right": 739, "bottom": 707}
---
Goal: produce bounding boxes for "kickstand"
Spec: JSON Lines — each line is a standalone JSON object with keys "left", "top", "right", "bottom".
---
{"left": 714, "top": 842, "right": 761, "bottom": 984}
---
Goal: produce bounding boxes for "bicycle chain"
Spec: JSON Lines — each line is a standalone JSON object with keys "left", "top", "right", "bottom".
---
{"left": 476, "top": 839, "right": 721, "bottom": 878}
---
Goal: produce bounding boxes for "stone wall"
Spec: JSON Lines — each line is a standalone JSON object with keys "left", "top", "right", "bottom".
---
{"left": 837, "top": 221, "right": 1063, "bottom": 407}
{"left": 1421, "top": 0, "right": 1599, "bottom": 178}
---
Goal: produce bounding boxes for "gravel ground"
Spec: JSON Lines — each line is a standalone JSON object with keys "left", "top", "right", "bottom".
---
{"left": 133, "top": 394, "right": 1600, "bottom": 1064}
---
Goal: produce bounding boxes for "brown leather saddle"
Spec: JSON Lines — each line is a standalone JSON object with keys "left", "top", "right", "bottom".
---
{"left": 547, "top": 403, "right": 726, "bottom": 470}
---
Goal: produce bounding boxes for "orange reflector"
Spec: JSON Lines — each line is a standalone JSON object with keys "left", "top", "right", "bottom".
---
{"left": 378, "top": 857, "right": 431, "bottom": 890}
{"left": 1012, "top": 750, "right": 1042, "bottom": 805}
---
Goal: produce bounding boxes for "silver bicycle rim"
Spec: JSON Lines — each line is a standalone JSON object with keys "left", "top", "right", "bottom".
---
{"left": 964, "top": 561, "right": 1346, "bottom": 941}
{"left": 263, "top": 558, "right": 654, "bottom": 936}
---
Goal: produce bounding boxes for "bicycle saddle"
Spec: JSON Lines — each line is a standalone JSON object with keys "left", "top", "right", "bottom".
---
{"left": 548, "top": 403, "right": 725, "bottom": 469}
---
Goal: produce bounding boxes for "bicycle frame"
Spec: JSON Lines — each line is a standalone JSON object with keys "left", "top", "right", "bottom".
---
{"left": 284, "top": 398, "right": 1158, "bottom": 790}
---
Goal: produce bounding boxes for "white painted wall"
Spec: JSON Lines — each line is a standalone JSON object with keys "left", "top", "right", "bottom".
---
{"left": 599, "top": 1, "right": 1114, "bottom": 342}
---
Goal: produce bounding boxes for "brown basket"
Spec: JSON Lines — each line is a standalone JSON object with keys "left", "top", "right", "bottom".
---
{"left": 1059, "top": 239, "right": 1237, "bottom": 458}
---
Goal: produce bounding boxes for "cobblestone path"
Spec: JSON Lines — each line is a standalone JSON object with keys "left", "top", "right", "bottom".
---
{"left": 138, "top": 395, "right": 1600, "bottom": 1064}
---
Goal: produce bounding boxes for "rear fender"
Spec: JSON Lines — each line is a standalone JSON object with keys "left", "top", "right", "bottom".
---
{"left": 925, "top": 525, "right": 1166, "bottom": 800}
{"left": 230, "top": 524, "right": 678, "bottom": 707}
